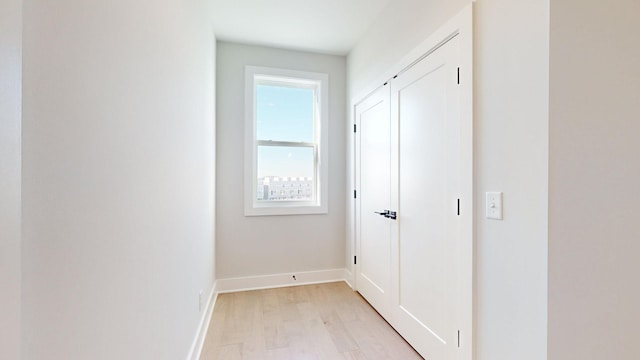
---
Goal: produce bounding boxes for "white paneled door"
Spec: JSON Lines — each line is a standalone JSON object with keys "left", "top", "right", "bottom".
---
{"left": 390, "top": 35, "right": 462, "bottom": 359}
{"left": 355, "top": 30, "right": 470, "bottom": 360}
{"left": 355, "top": 85, "right": 392, "bottom": 320}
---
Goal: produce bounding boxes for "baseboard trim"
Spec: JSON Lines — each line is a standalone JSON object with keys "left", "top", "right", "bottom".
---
{"left": 344, "top": 268, "right": 354, "bottom": 289}
{"left": 186, "top": 281, "right": 218, "bottom": 360}
{"left": 188, "top": 268, "right": 350, "bottom": 359}
{"left": 217, "top": 268, "right": 348, "bottom": 294}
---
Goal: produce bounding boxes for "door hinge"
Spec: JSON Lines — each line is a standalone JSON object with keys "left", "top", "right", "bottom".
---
{"left": 354, "top": 190, "right": 357, "bottom": 199}
{"left": 458, "top": 330, "right": 461, "bottom": 348}
{"left": 457, "top": 198, "right": 460, "bottom": 216}
{"left": 457, "top": 67, "right": 460, "bottom": 84}
{"left": 354, "top": 124, "right": 357, "bottom": 133}
{"left": 354, "top": 256, "right": 357, "bottom": 265}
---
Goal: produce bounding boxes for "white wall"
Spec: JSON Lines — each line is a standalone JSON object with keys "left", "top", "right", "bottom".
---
{"left": 21, "top": 0, "right": 216, "bottom": 358}
{"left": 216, "top": 42, "right": 346, "bottom": 279}
{"left": 0, "top": 0, "right": 22, "bottom": 358}
{"left": 474, "top": 0, "right": 549, "bottom": 358}
{"left": 347, "top": 1, "right": 549, "bottom": 359}
{"left": 548, "top": 0, "right": 640, "bottom": 358}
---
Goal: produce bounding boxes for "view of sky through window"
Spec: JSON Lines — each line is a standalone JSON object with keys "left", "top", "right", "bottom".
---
{"left": 257, "top": 146, "right": 314, "bottom": 179}
{"left": 256, "top": 84, "right": 316, "bottom": 179}
{"left": 257, "top": 85, "right": 314, "bottom": 142}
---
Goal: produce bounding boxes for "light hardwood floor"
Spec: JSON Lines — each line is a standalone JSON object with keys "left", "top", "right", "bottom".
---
{"left": 201, "top": 282, "right": 422, "bottom": 360}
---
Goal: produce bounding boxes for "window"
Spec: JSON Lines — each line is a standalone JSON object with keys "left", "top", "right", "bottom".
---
{"left": 244, "top": 66, "right": 328, "bottom": 216}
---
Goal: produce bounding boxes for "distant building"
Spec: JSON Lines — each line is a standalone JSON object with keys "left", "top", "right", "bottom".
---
{"left": 257, "top": 176, "right": 313, "bottom": 201}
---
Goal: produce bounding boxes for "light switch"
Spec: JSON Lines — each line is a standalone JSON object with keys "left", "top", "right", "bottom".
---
{"left": 486, "top": 192, "right": 503, "bottom": 220}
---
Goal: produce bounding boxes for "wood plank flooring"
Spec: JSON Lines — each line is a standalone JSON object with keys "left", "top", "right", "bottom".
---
{"left": 201, "top": 282, "right": 422, "bottom": 360}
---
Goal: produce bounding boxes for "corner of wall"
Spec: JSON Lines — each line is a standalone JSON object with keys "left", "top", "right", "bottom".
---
{"left": 186, "top": 281, "right": 218, "bottom": 360}
{"left": 0, "top": 0, "right": 22, "bottom": 358}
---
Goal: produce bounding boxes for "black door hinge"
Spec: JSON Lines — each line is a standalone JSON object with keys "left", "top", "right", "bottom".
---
{"left": 354, "top": 124, "right": 357, "bottom": 133}
{"left": 457, "top": 67, "right": 460, "bottom": 84}
{"left": 354, "top": 190, "right": 357, "bottom": 199}
{"left": 457, "top": 330, "right": 460, "bottom": 348}
{"left": 457, "top": 198, "right": 460, "bottom": 216}
{"left": 354, "top": 256, "right": 357, "bottom": 265}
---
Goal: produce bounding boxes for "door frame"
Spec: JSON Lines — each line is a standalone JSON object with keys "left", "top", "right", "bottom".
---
{"left": 351, "top": 5, "right": 473, "bottom": 360}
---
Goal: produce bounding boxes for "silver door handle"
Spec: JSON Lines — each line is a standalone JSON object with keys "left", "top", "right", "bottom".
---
{"left": 374, "top": 210, "right": 397, "bottom": 220}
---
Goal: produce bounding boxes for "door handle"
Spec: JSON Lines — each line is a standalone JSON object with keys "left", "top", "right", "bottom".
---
{"left": 374, "top": 210, "right": 397, "bottom": 220}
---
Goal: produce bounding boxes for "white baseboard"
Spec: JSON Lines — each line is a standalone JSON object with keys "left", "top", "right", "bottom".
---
{"left": 217, "top": 268, "right": 348, "bottom": 294}
{"left": 187, "top": 268, "right": 350, "bottom": 359}
{"left": 186, "top": 281, "right": 218, "bottom": 360}
{"left": 344, "top": 268, "right": 354, "bottom": 289}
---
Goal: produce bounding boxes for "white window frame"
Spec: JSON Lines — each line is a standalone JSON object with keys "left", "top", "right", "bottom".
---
{"left": 244, "top": 66, "right": 329, "bottom": 216}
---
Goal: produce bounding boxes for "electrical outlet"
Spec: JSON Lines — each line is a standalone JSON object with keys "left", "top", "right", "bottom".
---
{"left": 198, "top": 290, "right": 203, "bottom": 312}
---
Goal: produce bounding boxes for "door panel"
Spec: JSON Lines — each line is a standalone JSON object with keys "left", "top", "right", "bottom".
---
{"left": 355, "top": 86, "right": 392, "bottom": 318}
{"left": 390, "top": 36, "right": 461, "bottom": 359}
{"left": 399, "top": 64, "right": 449, "bottom": 339}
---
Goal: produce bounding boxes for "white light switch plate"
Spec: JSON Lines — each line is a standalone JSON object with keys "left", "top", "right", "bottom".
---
{"left": 486, "top": 192, "right": 503, "bottom": 220}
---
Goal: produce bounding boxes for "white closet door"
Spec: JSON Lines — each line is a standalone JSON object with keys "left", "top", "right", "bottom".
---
{"left": 390, "top": 36, "right": 462, "bottom": 359}
{"left": 354, "top": 85, "right": 393, "bottom": 319}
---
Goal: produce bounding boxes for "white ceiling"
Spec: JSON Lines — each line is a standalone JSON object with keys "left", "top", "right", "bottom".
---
{"left": 209, "top": 0, "right": 391, "bottom": 55}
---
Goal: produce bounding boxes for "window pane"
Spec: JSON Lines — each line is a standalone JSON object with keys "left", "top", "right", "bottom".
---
{"left": 257, "top": 146, "right": 314, "bottom": 201}
{"left": 256, "top": 84, "right": 315, "bottom": 143}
